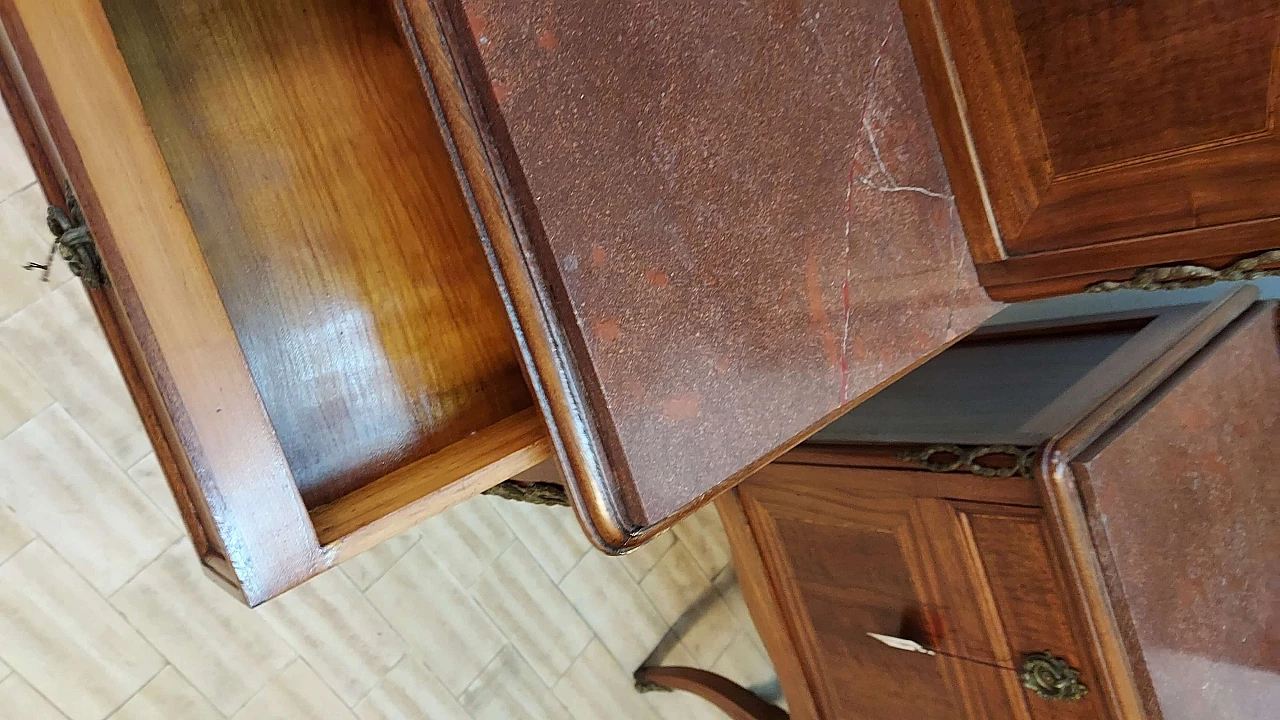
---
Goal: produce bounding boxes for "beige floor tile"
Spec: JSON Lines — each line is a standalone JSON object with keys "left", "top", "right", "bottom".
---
{"left": 0, "top": 407, "right": 179, "bottom": 594}
{"left": 617, "top": 528, "right": 675, "bottom": 582}
{"left": 110, "top": 543, "right": 296, "bottom": 715}
{"left": 0, "top": 282, "right": 149, "bottom": 467}
{"left": 340, "top": 530, "right": 419, "bottom": 591}
{"left": 711, "top": 631, "right": 778, "bottom": 694}
{"left": 0, "top": 542, "right": 164, "bottom": 720}
{"left": 489, "top": 499, "right": 592, "bottom": 584}
{"left": 0, "top": 184, "right": 67, "bottom": 323}
{"left": 0, "top": 344, "right": 51, "bottom": 437}
{"left": 108, "top": 666, "right": 221, "bottom": 720}
{"left": 640, "top": 541, "right": 712, "bottom": 624}
{"left": 472, "top": 541, "right": 593, "bottom": 685}
{"left": 260, "top": 568, "right": 405, "bottom": 706}
{"left": 231, "top": 661, "right": 354, "bottom": 720}
{"left": 366, "top": 544, "right": 505, "bottom": 695}
{"left": 125, "top": 454, "right": 182, "bottom": 530}
{"left": 459, "top": 647, "right": 568, "bottom": 720}
{"left": 0, "top": 502, "right": 34, "bottom": 563}
{"left": 641, "top": 543, "right": 738, "bottom": 666}
{"left": 559, "top": 551, "right": 670, "bottom": 671}
{"left": 354, "top": 657, "right": 469, "bottom": 720}
{"left": 417, "top": 495, "right": 514, "bottom": 587}
{"left": 0, "top": 656, "right": 9, "bottom": 683}
{"left": 0, "top": 111, "right": 35, "bottom": 200}
{"left": 0, "top": 675, "right": 69, "bottom": 720}
{"left": 716, "top": 568, "right": 768, "bottom": 653}
{"left": 716, "top": 569, "right": 754, "bottom": 629}
{"left": 554, "top": 640, "right": 660, "bottom": 720}
{"left": 672, "top": 505, "right": 733, "bottom": 579}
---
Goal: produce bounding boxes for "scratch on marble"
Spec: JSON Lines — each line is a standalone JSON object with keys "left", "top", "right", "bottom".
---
{"left": 856, "top": 175, "right": 949, "bottom": 199}
{"left": 839, "top": 163, "right": 855, "bottom": 402}
{"left": 838, "top": 25, "right": 894, "bottom": 402}
{"left": 940, "top": 202, "right": 964, "bottom": 340}
{"left": 855, "top": 27, "right": 948, "bottom": 201}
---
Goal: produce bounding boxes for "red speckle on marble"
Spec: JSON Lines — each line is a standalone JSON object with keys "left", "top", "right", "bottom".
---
{"left": 839, "top": 275, "right": 852, "bottom": 401}
{"left": 536, "top": 28, "right": 560, "bottom": 50}
{"left": 465, "top": 8, "right": 489, "bottom": 41}
{"left": 491, "top": 80, "right": 511, "bottom": 103}
{"left": 644, "top": 269, "right": 669, "bottom": 287}
{"left": 590, "top": 246, "right": 607, "bottom": 266}
{"left": 850, "top": 335, "right": 868, "bottom": 361}
{"left": 662, "top": 392, "right": 702, "bottom": 420}
{"left": 929, "top": 196, "right": 951, "bottom": 229}
{"left": 804, "top": 251, "right": 840, "bottom": 370}
{"left": 595, "top": 318, "right": 622, "bottom": 344}
{"left": 1174, "top": 405, "right": 1212, "bottom": 432}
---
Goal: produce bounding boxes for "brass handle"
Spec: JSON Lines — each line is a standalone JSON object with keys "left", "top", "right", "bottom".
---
{"left": 1020, "top": 651, "right": 1088, "bottom": 702}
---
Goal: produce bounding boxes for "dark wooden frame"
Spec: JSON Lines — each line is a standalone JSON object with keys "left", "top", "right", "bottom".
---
{"left": 898, "top": 0, "right": 1280, "bottom": 300}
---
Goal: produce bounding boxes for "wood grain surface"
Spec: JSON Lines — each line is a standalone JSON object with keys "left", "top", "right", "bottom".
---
{"left": 902, "top": 0, "right": 1280, "bottom": 298}
{"left": 0, "top": 0, "right": 550, "bottom": 604}
{"left": 101, "top": 0, "right": 532, "bottom": 508}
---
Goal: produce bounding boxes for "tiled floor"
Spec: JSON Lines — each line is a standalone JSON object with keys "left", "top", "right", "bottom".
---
{"left": 0, "top": 106, "right": 777, "bottom": 719}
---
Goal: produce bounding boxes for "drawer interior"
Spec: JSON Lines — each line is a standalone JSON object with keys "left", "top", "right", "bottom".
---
{"left": 99, "top": 0, "right": 542, "bottom": 542}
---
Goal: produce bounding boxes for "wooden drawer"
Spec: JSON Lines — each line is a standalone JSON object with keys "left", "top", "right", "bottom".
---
{"left": 0, "top": 0, "right": 999, "bottom": 603}
{"left": 729, "top": 464, "right": 1110, "bottom": 719}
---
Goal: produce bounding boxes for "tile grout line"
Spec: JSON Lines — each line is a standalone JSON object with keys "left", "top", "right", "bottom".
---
{"left": 96, "top": 660, "right": 169, "bottom": 719}
{"left": 105, "top": 536, "right": 185, "bottom": 603}
{"left": 0, "top": 179, "right": 36, "bottom": 206}
{"left": 354, "top": 546, "right": 493, "bottom": 712}
{"left": 452, "top": 640, "right": 509, "bottom": 707}
{"left": 340, "top": 531, "right": 422, "bottom": 592}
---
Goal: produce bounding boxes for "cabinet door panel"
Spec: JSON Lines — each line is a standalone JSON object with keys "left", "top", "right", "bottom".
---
{"left": 739, "top": 470, "right": 1026, "bottom": 719}
{"left": 903, "top": 0, "right": 1280, "bottom": 295}
{"left": 957, "top": 503, "right": 1116, "bottom": 720}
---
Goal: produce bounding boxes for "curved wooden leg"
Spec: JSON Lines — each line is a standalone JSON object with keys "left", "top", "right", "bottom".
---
{"left": 635, "top": 666, "right": 790, "bottom": 720}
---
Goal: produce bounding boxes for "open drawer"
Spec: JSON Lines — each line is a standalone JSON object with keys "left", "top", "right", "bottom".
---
{"left": 0, "top": 0, "right": 999, "bottom": 604}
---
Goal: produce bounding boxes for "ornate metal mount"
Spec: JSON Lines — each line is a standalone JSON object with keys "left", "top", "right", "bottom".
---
{"left": 483, "top": 480, "right": 570, "bottom": 507}
{"left": 1086, "top": 249, "right": 1280, "bottom": 293}
{"left": 24, "top": 183, "right": 107, "bottom": 288}
{"left": 898, "top": 444, "right": 1036, "bottom": 479}
{"left": 1020, "top": 651, "right": 1088, "bottom": 703}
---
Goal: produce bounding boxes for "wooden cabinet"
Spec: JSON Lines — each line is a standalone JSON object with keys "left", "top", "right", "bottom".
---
{"left": 720, "top": 287, "right": 1279, "bottom": 719}
{"left": 902, "top": 1, "right": 1280, "bottom": 299}
{"left": 728, "top": 467, "right": 1108, "bottom": 719}
{"left": 0, "top": 0, "right": 997, "bottom": 603}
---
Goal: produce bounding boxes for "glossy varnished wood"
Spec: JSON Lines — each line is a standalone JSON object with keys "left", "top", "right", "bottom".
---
{"left": 902, "top": 0, "right": 1280, "bottom": 298}
{"left": 102, "top": 0, "right": 531, "bottom": 507}
{"left": 635, "top": 667, "right": 790, "bottom": 720}
{"left": 0, "top": 0, "right": 551, "bottom": 605}
{"left": 734, "top": 463, "right": 1053, "bottom": 719}
{"left": 0, "top": 0, "right": 320, "bottom": 602}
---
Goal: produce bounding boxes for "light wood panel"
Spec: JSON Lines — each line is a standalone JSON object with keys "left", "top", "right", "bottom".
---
{"left": 0, "top": 0, "right": 555, "bottom": 604}
{"left": 100, "top": 0, "right": 531, "bottom": 507}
